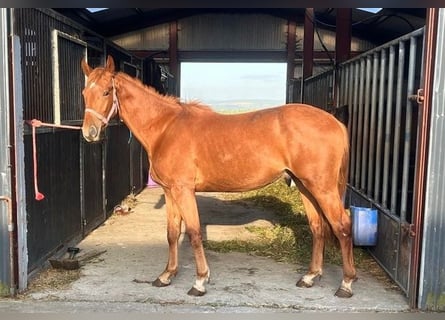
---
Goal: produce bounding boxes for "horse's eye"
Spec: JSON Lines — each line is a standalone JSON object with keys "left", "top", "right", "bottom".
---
{"left": 103, "top": 89, "right": 110, "bottom": 97}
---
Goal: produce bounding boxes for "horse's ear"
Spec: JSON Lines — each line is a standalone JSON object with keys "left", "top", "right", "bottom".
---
{"left": 105, "top": 55, "right": 115, "bottom": 73}
{"left": 81, "top": 58, "right": 92, "bottom": 77}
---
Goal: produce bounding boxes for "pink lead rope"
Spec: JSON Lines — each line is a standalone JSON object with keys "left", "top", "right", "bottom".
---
{"left": 28, "top": 79, "right": 119, "bottom": 200}
{"left": 26, "top": 119, "right": 81, "bottom": 201}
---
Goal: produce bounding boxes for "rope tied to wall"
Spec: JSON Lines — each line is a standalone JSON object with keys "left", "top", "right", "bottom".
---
{"left": 26, "top": 119, "right": 81, "bottom": 201}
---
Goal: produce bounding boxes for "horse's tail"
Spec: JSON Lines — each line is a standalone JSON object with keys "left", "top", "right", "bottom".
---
{"left": 323, "top": 121, "right": 350, "bottom": 247}
{"left": 338, "top": 122, "right": 350, "bottom": 200}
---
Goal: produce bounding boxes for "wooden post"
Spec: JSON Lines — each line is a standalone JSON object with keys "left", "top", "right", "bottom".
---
{"left": 169, "top": 20, "right": 178, "bottom": 95}
{"left": 303, "top": 8, "right": 315, "bottom": 80}
{"left": 335, "top": 8, "right": 352, "bottom": 64}
{"left": 286, "top": 19, "right": 296, "bottom": 103}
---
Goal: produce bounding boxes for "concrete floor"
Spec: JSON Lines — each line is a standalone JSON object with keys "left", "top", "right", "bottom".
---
{"left": 0, "top": 187, "right": 410, "bottom": 313}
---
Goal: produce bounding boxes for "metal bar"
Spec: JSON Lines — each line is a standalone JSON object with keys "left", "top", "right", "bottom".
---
{"left": 322, "top": 74, "right": 326, "bottom": 106}
{"left": 361, "top": 55, "right": 372, "bottom": 192}
{"left": 374, "top": 48, "right": 387, "bottom": 201}
{"left": 337, "top": 66, "right": 343, "bottom": 105}
{"left": 314, "top": 78, "right": 318, "bottom": 106}
{"left": 347, "top": 63, "right": 354, "bottom": 155}
{"left": 400, "top": 36, "right": 417, "bottom": 222}
{"left": 328, "top": 72, "right": 334, "bottom": 108}
{"left": 350, "top": 61, "right": 359, "bottom": 185}
{"left": 55, "top": 29, "right": 87, "bottom": 46}
{"left": 382, "top": 45, "right": 396, "bottom": 209}
{"left": 411, "top": 8, "right": 437, "bottom": 309}
{"left": 335, "top": 67, "right": 341, "bottom": 107}
{"left": 339, "top": 27, "right": 424, "bottom": 66}
{"left": 367, "top": 52, "right": 379, "bottom": 197}
{"left": 342, "top": 67, "right": 347, "bottom": 106}
{"left": 341, "top": 66, "right": 348, "bottom": 107}
{"left": 390, "top": 40, "right": 406, "bottom": 213}
{"left": 355, "top": 58, "right": 365, "bottom": 188}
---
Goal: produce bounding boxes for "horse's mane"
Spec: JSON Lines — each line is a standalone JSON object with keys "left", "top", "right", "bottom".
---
{"left": 117, "top": 71, "right": 215, "bottom": 114}
{"left": 181, "top": 101, "right": 214, "bottom": 113}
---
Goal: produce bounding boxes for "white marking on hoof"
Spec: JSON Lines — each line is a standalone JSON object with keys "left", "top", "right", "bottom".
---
{"left": 334, "top": 279, "right": 354, "bottom": 298}
{"left": 193, "top": 269, "right": 210, "bottom": 293}
{"left": 303, "top": 272, "right": 322, "bottom": 284}
{"left": 158, "top": 276, "right": 171, "bottom": 285}
{"left": 301, "top": 274, "right": 315, "bottom": 287}
{"left": 192, "top": 280, "right": 206, "bottom": 293}
{"left": 341, "top": 279, "right": 353, "bottom": 292}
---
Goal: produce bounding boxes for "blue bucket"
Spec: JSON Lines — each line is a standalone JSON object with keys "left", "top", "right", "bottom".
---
{"left": 350, "top": 206, "right": 378, "bottom": 246}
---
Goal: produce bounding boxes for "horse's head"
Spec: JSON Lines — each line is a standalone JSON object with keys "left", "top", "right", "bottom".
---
{"left": 81, "top": 55, "right": 119, "bottom": 142}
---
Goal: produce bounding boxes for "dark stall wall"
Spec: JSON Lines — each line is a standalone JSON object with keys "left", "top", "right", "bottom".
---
{"left": 130, "top": 138, "right": 145, "bottom": 194}
{"left": 81, "top": 140, "right": 105, "bottom": 235}
{"left": 105, "top": 124, "right": 132, "bottom": 214}
{"left": 24, "top": 130, "right": 82, "bottom": 271}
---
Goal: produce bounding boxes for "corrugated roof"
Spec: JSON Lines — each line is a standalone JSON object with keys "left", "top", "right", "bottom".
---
{"left": 54, "top": 8, "right": 426, "bottom": 45}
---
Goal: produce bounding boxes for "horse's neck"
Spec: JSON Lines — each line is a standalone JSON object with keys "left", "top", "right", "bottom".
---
{"left": 116, "top": 77, "right": 181, "bottom": 154}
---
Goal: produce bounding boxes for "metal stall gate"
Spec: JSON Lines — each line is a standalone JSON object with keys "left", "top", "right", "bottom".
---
{"left": 303, "top": 70, "right": 334, "bottom": 110}
{"left": 0, "top": 8, "right": 14, "bottom": 296}
{"left": 14, "top": 8, "right": 91, "bottom": 274}
{"left": 304, "top": 28, "right": 425, "bottom": 296}
{"left": 9, "top": 8, "right": 146, "bottom": 290}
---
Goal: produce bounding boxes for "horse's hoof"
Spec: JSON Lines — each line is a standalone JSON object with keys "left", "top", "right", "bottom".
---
{"left": 296, "top": 278, "right": 313, "bottom": 288}
{"left": 187, "top": 286, "right": 206, "bottom": 297}
{"left": 334, "top": 287, "right": 353, "bottom": 298}
{"left": 152, "top": 278, "right": 170, "bottom": 287}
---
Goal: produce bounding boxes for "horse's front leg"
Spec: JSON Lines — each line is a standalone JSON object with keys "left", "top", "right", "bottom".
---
{"left": 170, "top": 185, "right": 210, "bottom": 296}
{"left": 153, "top": 189, "right": 183, "bottom": 287}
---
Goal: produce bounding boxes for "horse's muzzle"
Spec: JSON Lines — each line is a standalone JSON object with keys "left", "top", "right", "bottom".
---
{"left": 82, "top": 124, "right": 102, "bottom": 142}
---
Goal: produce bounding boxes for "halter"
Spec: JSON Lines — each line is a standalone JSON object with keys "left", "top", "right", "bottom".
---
{"left": 85, "top": 77, "right": 120, "bottom": 125}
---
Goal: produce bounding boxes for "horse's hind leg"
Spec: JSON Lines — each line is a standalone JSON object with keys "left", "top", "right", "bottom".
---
{"left": 295, "top": 184, "right": 326, "bottom": 288}
{"left": 153, "top": 189, "right": 183, "bottom": 287}
{"left": 310, "top": 188, "right": 356, "bottom": 298}
{"left": 169, "top": 185, "right": 210, "bottom": 296}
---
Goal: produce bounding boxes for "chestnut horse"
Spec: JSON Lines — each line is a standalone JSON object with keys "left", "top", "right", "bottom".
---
{"left": 80, "top": 56, "right": 356, "bottom": 298}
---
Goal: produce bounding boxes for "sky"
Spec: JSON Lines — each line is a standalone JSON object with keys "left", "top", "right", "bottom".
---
{"left": 180, "top": 62, "right": 287, "bottom": 112}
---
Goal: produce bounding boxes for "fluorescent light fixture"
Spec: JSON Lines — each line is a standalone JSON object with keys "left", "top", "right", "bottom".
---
{"left": 86, "top": 8, "right": 108, "bottom": 13}
{"left": 357, "top": 8, "right": 382, "bottom": 14}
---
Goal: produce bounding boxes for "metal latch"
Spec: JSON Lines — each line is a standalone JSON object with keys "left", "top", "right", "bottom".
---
{"left": 408, "top": 88, "right": 424, "bottom": 104}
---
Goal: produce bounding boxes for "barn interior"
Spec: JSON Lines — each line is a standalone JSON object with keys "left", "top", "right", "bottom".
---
{"left": 3, "top": 7, "right": 445, "bottom": 312}
{"left": 52, "top": 6, "right": 428, "bottom": 309}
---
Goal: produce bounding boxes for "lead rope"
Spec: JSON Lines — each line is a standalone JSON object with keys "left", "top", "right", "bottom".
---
{"left": 26, "top": 119, "right": 81, "bottom": 201}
